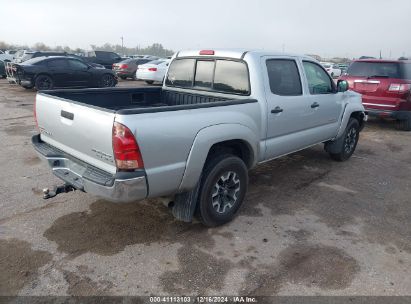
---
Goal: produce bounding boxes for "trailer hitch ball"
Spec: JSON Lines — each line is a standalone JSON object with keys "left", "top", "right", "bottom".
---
{"left": 42, "top": 184, "right": 75, "bottom": 199}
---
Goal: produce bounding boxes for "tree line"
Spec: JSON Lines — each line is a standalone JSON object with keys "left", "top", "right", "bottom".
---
{"left": 0, "top": 41, "right": 174, "bottom": 57}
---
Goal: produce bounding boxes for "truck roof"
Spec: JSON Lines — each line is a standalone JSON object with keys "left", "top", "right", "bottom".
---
{"left": 175, "top": 49, "right": 315, "bottom": 61}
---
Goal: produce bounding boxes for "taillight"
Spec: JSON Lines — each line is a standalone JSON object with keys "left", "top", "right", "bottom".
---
{"left": 112, "top": 122, "right": 144, "bottom": 170}
{"left": 119, "top": 64, "right": 128, "bottom": 69}
{"left": 388, "top": 83, "right": 411, "bottom": 93}
{"left": 148, "top": 67, "right": 157, "bottom": 72}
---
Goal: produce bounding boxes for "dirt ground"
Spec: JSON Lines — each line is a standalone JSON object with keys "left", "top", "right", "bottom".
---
{"left": 0, "top": 78, "right": 410, "bottom": 297}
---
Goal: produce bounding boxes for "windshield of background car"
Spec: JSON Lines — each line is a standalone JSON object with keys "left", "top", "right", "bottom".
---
{"left": 148, "top": 60, "right": 166, "bottom": 65}
{"left": 346, "top": 62, "right": 402, "bottom": 78}
{"left": 120, "top": 59, "right": 134, "bottom": 64}
{"left": 20, "top": 57, "right": 47, "bottom": 65}
{"left": 21, "top": 53, "right": 34, "bottom": 61}
{"left": 400, "top": 63, "right": 411, "bottom": 79}
{"left": 165, "top": 58, "right": 250, "bottom": 95}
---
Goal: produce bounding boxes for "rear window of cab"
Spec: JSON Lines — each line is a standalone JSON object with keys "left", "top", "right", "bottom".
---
{"left": 165, "top": 58, "right": 250, "bottom": 95}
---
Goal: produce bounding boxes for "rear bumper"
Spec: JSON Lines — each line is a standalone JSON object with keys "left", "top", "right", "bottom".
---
{"left": 366, "top": 109, "right": 411, "bottom": 120}
{"left": 32, "top": 134, "right": 148, "bottom": 203}
{"left": 115, "top": 70, "right": 134, "bottom": 77}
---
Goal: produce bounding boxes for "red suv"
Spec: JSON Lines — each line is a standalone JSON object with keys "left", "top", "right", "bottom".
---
{"left": 340, "top": 59, "right": 411, "bottom": 130}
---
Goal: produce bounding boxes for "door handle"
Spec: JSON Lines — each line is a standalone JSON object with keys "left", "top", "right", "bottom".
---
{"left": 61, "top": 110, "right": 74, "bottom": 120}
{"left": 271, "top": 106, "right": 284, "bottom": 114}
{"left": 311, "top": 102, "right": 320, "bottom": 108}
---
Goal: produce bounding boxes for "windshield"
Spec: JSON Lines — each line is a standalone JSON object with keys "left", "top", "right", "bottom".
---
{"left": 347, "top": 62, "right": 402, "bottom": 78}
{"left": 21, "top": 53, "right": 35, "bottom": 62}
{"left": 20, "top": 57, "right": 47, "bottom": 65}
{"left": 148, "top": 60, "right": 166, "bottom": 65}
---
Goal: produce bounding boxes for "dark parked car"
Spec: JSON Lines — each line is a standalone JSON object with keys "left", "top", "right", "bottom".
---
{"left": 83, "top": 51, "right": 123, "bottom": 69}
{"left": 112, "top": 58, "right": 152, "bottom": 79}
{"left": 14, "top": 56, "right": 117, "bottom": 90}
{"left": 340, "top": 59, "right": 411, "bottom": 130}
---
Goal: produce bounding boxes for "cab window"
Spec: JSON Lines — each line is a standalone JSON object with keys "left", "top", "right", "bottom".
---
{"left": 303, "top": 61, "right": 334, "bottom": 94}
{"left": 266, "top": 59, "right": 302, "bottom": 96}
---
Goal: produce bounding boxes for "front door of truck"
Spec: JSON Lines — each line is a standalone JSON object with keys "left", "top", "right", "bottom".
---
{"left": 300, "top": 60, "right": 344, "bottom": 139}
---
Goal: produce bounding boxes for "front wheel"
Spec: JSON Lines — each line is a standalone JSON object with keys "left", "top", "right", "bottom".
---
{"left": 35, "top": 75, "right": 53, "bottom": 90}
{"left": 196, "top": 154, "right": 248, "bottom": 227}
{"left": 100, "top": 74, "right": 116, "bottom": 87}
{"left": 145, "top": 80, "right": 154, "bottom": 84}
{"left": 329, "top": 118, "right": 360, "bottom": 161}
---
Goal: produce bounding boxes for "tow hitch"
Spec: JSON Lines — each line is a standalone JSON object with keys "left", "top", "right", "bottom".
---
{"left": 42, "top": 183, "right": 76, "bottom": 199}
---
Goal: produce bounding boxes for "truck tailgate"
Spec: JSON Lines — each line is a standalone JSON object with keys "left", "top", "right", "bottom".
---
{"left": 36, "top": 93, "right": 117, "bottom": 174}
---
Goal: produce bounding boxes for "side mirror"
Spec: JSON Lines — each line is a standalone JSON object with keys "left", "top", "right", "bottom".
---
{"left": 337, "top": 80, "right": 349, "bottom": 92}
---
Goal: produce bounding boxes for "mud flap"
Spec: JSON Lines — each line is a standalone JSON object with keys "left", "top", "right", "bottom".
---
{"left": 172, "top": 176, "right": 202, "bottom": 222}
{"left": 324, "top": 135, "right": 345, "bottom": 154}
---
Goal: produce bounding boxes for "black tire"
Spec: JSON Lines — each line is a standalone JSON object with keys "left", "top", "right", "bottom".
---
{"left": 119, "top": 76, "right": 127, "bottom": 80}
{"left": 196, "top": 154, "right": 248, "bottom": 227}
{"left": 145, "top": 80, "right": 154, "bottom": 85}
{"left": 396, "top": 117, "right": 411, "bottom": 131}
{"left": 329, "top": 118, "right": 360, "bottom": 161}
{"left": 35, "top": 75, "right": 53, "bottom": 90}
{"left": 22, "top": 85, "right": 34, "bottom": 89}
{"left": 100, "top": 74, "right": 116, "bottom": 87}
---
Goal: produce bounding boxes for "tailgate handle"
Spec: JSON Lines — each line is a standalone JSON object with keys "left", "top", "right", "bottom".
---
{"left": 61, "top": 110, "right": 74, "bottom": 120}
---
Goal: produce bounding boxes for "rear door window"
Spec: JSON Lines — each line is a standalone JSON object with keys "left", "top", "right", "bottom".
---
{"left": 303, "top": 61, "right": 334, "bottom": 94}
{"left": 266, "top": 59, "right": 302, "bottom": 96}
{"left": 47, "top": 59, "right": 69, "bottom": 69}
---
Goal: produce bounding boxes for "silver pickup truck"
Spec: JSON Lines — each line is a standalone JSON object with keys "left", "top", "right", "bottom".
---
{"left": 33, "top": 49, "right": 366, "bottom": 227}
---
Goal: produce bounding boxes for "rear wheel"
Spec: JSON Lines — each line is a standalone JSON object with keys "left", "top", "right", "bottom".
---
{"left": 22, "top": 85, "right": 34, "bottom": 89}
{"left": 100, "top": 74, "right": 116, "bottom": 87}
{"left": 119, "top": 75, "right": 127, "bottom": 80}
{"left": 35, "top": 75, "right": 53, "bottom": 90}
{"left": 329, "top": 118, "right": 360, "bottom": 161}
{"left": 145, "top": 80, "right": 154, "bottom": 85}
{"left": 196, "top": 154, "right": 248, "bottom": 227}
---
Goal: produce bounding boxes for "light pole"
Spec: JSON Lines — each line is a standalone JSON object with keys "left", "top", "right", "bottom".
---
{"left": 120, "top": 36, "right": 124, "bottom": 56}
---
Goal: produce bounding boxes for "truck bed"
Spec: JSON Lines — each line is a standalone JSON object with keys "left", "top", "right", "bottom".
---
{"left": 40, "top": 87, "right": 251, "bottom": 114}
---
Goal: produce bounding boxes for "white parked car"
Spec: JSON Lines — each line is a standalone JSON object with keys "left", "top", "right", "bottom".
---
{"left": 136, "top": 59, "right": 170, "bottom": 84}
{"left": 320, "top": 62, "right": 341, "bottom": 78}
{"left": 130, "top": 54, "right": 159, "bottom": 60}
{"left": 0, "top": 50, "right": 13, "bottom": 62}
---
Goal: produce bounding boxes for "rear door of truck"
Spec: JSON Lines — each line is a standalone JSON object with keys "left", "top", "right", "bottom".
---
{"left": 35, "top": 92, "right": 117, "bottom": 174}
